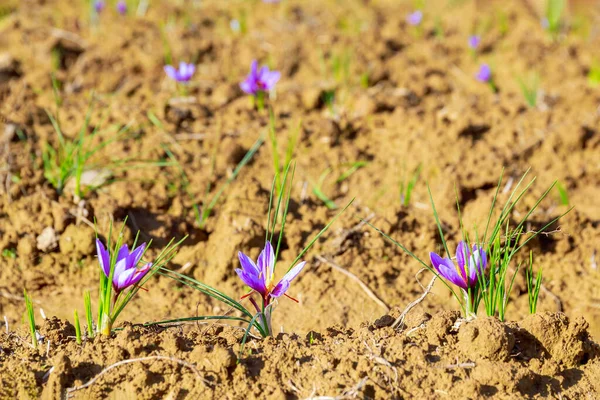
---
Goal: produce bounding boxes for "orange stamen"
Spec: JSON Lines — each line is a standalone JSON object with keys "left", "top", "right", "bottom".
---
{"left": 284, "top": 293, "right": 299, "bottom": 303}
{"left": 240, "top": 291, "right": 255, "bottom": 300}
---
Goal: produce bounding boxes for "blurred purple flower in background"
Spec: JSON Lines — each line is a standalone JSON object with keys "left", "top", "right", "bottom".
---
{"left": 164, "top": 62, "right": 196, "bottom": 83}
{"left": 475, "top": 63, "right": 492, "bottom": 82}
{"left": 240, "top": 60, "right": 280, "bottom": 95}
{"left": 117, "top": 0, "right": 127, "bottom": 15}
{"left": 94, "top": 0, "right": 105, "bottom": 13}
{"left": 406, "top": 10, "right": 423, "bottom": 26}
{"left": 468, "top": 35, "right": 481, "bottom": 50}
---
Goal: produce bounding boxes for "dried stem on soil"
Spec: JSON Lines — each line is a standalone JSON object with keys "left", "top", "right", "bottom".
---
{"left": 316, "top": 255, "right": 390, "bottom": 312}
{"left": 393, "top": 269, "right": 437, "bottom": 330}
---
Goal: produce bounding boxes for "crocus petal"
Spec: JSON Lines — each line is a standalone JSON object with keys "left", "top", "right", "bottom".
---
{"left": 455, "top": 241, "right": 470, "bottom": 281}
{"left": 127, "top": 263, "right": 152, "bottom": 288}
{"left": 116, "top": 244, "right": 129, "bottom": 263}
{"left": 430, "top": 252, "right": 467, "bottom": 289}
{"left": 96, "top": 239, "right": 110, "bottom": 278}
{"left": 113, "top": 257, "right": 128, "bottom": 283}
{"left": 437, "top": 261, "right": 469, "bottom": 289}
{"left": 164, "top": 65, "right": 177, "bottom": 80}
{"left": 127, "top": 243, "right": 146, "bottom": 269}
{"left": 257, "top": 66, "right": 269, "bottom": 81}
{"left": 235, "top": 268, "right": 267, "bottom": 294}
{"left": 467, "top": 245, "right": 487, "bottom": 286}
{"left": 238, "top": 251, "right": 260, "bottom": 275}
{"left": 186, "top": 64, "right": 195, "bottom": 79}
{"left": 257, "top": 242, "right": 275, "bottom": 282}
{"left": 240, "top": 80, "right": 254, "bottom": 94}
{"left": 115, "top": 268, "right": 137, "bottom": 291}
{"left": 250, "top": 60, "right": 258, "bottom": 76}
{"left": 270, "top": 279, "right": 290, "bottom": 298}
{"left": 263, "top": 71, "right": 280, "bottom": 90}
{"left": 280, "top": 261, "right": 306, "bottom": 284}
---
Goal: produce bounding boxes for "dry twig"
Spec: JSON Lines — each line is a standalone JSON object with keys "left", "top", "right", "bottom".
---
{"left": 316, "top": 256, "right": 390, "bottom": 312}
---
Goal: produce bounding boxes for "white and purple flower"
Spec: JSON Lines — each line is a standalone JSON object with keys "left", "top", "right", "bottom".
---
{"left": 430, "top": 241, "right": 487, "bottom": 289}
{"left": 475, "top": 63, "right": 492, "bottom": 83}
{"left": 240, "top": 60, "right": 281, "bottom": 96}
{"left": 164, "top": 62, "right": 196, "bottom": 83}
{"left": 96, "top": 239, "right": 152, "bottom": 292}
{"left": 236, "top": 241, "right": 305, "bottom": 304}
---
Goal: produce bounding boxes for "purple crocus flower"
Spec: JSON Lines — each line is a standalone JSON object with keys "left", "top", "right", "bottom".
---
{"left": 164, "top": 62, "right": 195, "bottom": 83}
{"left": 475, "top": 63, "right": 492, "bottom": 83}
{"left": 94, "top": 0, "right": 105, "bottom": 13}
{"left": 236, "top": 241, "right": 306, "bottom": 303}
{"left": 406, "top": 10, "right": 423, "bottom": 26}
{"left": 468, "top": 35, "right": 481, "bottom": 50}
{"left": 96, "top": 239, "right": 152, "bottom": 292}
{"left": 117, "top": 0, "right": 127, "bottom": 15}
{"left": 240, "top": 60, "right": 281, "bottom": 96}
{"left": 430, "top": 241, "right": 487, "bottom": 290}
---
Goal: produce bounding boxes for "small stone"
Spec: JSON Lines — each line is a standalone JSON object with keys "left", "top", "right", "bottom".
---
{"left": 36, "top": 227, "right": 59, "bottom": 252}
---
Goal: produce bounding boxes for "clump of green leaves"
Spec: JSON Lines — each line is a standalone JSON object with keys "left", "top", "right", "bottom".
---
{"left": 42, "top": 97, "right": 132, "bottom": 198}
{"left": 368, "top": 170, "right": 569, "bottom": 321}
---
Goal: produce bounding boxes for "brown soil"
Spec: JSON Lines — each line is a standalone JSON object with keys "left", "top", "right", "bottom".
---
{"left": 1, "top": 0, "right": 600, "bottom": 398}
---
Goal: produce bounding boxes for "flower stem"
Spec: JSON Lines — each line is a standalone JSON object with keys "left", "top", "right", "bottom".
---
{"left": 100, "top": 314, "right": 112, "bottom": 336}
{"left": 463, "top": 289, "right": 476, "bottom": 319}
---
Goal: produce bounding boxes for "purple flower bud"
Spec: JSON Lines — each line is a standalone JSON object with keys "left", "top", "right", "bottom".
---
{"left": 94, "top": 0, "right": 105, "bottom": 13}
{"left": 96, "top": 239, "right": 152, "bottom": 293}
{"left": 406, "top": 10, "right": 423, "bottom": 26}
{"left": 164, "top": 62, "right": 196, "bottom": 83}
{"left": 468, "top": 35, "right": 481, "bottom": 50}
{"left": 117, "top": 0, "right": 127, "bottom": 15}
{"left": 240, "top": 60, "right": 281, "bottom": 96}
{"left": 475, "top": 63, "right": 492, "bottom": 83}
{"left": 236, "top": 241, "right": 305, "bottom": 304}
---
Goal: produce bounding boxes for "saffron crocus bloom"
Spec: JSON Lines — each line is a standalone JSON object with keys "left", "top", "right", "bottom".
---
{"left": 468, "top": 35, "right": 481, "bottom": 50}
{"left": 94, "top": 0, "right": 105, "bottom": 13}
{"left": 476, "top": 63, "right": 492, "bottom": 83}
{"left": 406, "top": 10, "right": 423, "bottom": 26}
{"left": 117, "top": 0, "right": 127, "bottom": 15}
{"left": 236, "top": 241, "right": 306, "bottom": 303}
{"left": 240, "top": 60, "right": 281, "bottom": 96}
{"left": 96, "top": 239, "right": 152, "bottom": 292}
{"left": 164, "top": 62, "right": 196, "bottom": 83}
{"left": 430, "top": 241, "right": 487, "bottom": 290}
